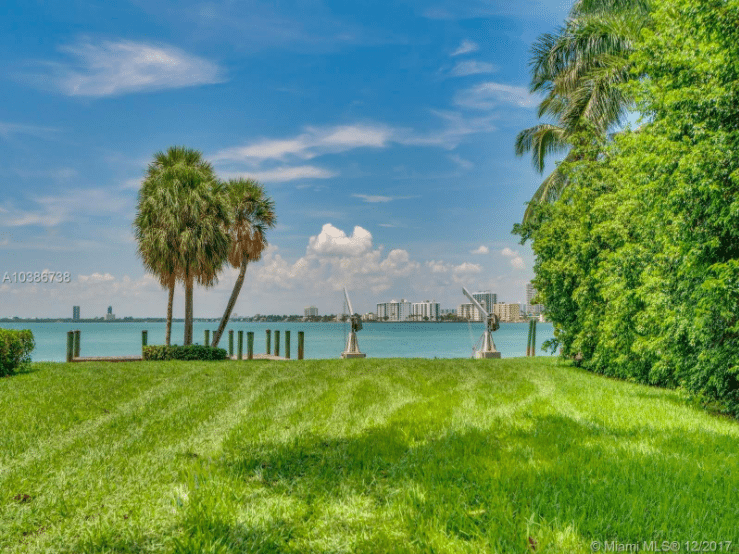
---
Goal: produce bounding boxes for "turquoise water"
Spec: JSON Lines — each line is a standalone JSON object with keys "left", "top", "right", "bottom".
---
{"left": 0, "top": 321, "right": 555, "bottom": 361}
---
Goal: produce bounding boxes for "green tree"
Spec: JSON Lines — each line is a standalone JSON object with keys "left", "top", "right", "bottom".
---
{"left": 515, "top": 0, "right": 651, "bottom": 223}
{"left": 133, "top": 179, "right": 180, "bottom": 346}
{"left": 211, "top": 179, "right": 276, "bottom": 348}
{"left": 141, "top": 146, "right": 231, "bottom": 346}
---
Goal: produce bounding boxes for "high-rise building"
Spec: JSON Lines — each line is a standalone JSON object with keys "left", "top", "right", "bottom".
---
{"left": 73, "top": 306, "right": 80, "bottom": 320}
{"left": 105, "top": 306, "right": 116, "bottom": 321}
{"left": 412, "top": 300, "right": 440, "bottom": 321}
{"left": 376, "top": 299, "right": 412, "bottom": 321}
{"left": 472, "top": 291, "right": 496, "bottom": 312}
{"left": 304, "top": 305, "right": 319, "bottom": 317}
{"left": 107, "top": 306, "right": 112, "bottom": 315}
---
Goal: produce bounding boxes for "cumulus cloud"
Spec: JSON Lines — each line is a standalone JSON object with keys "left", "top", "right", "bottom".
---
{"left": 451, "top": 39, "right": 479, "bottom": 56}
{"left": 352, "top": 194, "right": 418, "bottom": 203}
{"left": 471, "top": 245, "right": 489, "bottom": 254}
{"left": 455, "top": 82, "right": 539, "bottom": 110}
{"left": 307, "top": 223, "right": 373, "bottom": 257}
{"left": 36, "top": 40, "right": 224, "bottom": 97}
{"left": 501, "top": 247, "right": 526, "bottom": 270}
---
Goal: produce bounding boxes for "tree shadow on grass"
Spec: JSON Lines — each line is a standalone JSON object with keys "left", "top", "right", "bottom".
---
{"left": 164, "top": 412, "right": 739, "bottom": 553}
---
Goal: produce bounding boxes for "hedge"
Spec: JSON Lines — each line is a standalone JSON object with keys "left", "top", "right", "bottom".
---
{"left": 142, "top": 344, "right": 228, "bottom": 361}
{"left": 0, "top": 329, "right": 35, "bottom": 376}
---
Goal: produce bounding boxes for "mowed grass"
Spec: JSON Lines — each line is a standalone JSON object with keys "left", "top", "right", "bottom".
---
{"left": 1, "top": 358, "right": 737, "bottom": 553}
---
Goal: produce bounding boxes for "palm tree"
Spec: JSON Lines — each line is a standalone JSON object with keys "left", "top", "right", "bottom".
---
{"left": 516, "top": 0, "right": 651, "bottom": 222}
{"left": 133, "top": 181, "right": 181, "bottom": 345}
{"left": 140, "top": 147, "right": 231, "bottom": 345}
{"left": 211, "top": 178, "right": 276, "bottom": 348}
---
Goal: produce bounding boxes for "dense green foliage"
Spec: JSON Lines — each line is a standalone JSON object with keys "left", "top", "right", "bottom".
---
{"left": 0, "top": 329, "right": 35, "bottom": 376}
{"left": 518, "top": 0, "right": 739, "bottom": 415}
{"left": 142, "top": 344, "right": 228, "bottom": 361}
{"left": 1, "top": 358, "right": 738, "bottom": 553}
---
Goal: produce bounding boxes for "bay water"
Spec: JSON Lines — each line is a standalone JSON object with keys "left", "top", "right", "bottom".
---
{"left": 0, "top": 321, "right": 556, "bottom": 362}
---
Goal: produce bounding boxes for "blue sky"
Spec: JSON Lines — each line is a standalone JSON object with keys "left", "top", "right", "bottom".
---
{"left": 0, "top": 0, "right": 573, "bottom": 318}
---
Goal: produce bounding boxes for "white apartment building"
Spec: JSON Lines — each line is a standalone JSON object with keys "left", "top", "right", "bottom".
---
{"left": 457, "top": 303, "right": 485, "bottom": 322}
{"left": 304, "top": 305, "right": 319, "bottom": 317}
{"left": 362, "top": 312, "right": 377, "bottom": 322}
{"left": 412, "top": 300, "right": 440, "bottom": 321}
{"left": 526, "top": 283, "right": 544, "bottom": 316}
{"left": 376, "top": 299, "right": 412, "bottom": 321}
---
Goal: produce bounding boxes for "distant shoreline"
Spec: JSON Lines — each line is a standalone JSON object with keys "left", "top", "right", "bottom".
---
{"left": 0, "top": 318, "right": 542, "bottom": 324}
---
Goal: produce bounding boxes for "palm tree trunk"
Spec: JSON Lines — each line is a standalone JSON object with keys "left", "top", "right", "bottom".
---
{"left": 184, "top": 274, "right": 194, "bottom": 345}
{"left": 212, "top": 258, "right": 248, "bottom": 348}
{"left": 166, "top": 279, "right": 174, "bottom": 346}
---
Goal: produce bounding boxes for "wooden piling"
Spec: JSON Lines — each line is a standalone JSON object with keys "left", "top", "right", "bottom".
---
{"left": 526, "top": 320, "right": 533, "bottom": 356}
{"left": 285, "top": 331, "right": 290, "bottom": 359}
{"left": 275, "top": 330, "right": 280, "bottom": 357}
{"left": 66, "top": 331, "right": 74, "bottom": 362}
{"left": 204, "top": 329, "right": 210, "bottom": 347}
{"left": 142, "top": 330, "right": 148, "bottom": 356}
{"left": 228, "top": 330, "right": 234, "bottom": 357}
{"left": 266, "top": 330, "right": 271, "bottom": 354}
{"left": 74, "top": 330, "right": 81, "bottom": 358}
{"left": 237, "top": 330, "right": 244, "bottom": 360}
{"left": 531, "top": 320, "right": 537, "bottom": 357}
{"left": 247, "top": 332, "right": 254, "bottom": 360}
{"left": 298, "top": 331, "right": 304, "bottom": 360}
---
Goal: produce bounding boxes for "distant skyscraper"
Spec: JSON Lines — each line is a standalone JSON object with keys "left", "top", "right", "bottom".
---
{"left": 376, "top": 299, "right": 412, "bottom": 321}
{"left": 472, "top": 291, "right": 497, "bottom": 312}
{"left": 73, "top": 306, "right": 80, "bottom": 320}
{"left": 304, "top": 305, "right": 319, "bottom": 317}
{"left": 107, "top": 306, "right": 113, "bottom": 315}
{"left": 412, "top": 300, "right": 440, "bottom": 321}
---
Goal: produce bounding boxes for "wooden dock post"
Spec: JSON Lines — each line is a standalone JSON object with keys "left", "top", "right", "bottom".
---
{"left": 266, "top": 330, "right": 271, "bottom": 354}
{"left": 228, "top": 330, "right": 234, "bottom": 357}
{"left": 298, "top": 331, "right": 304, "bottom": 360}
{"left": 237, "top": 331, "right": 244, "bottom": 360}
{"left": 204, "top": 329, "right": 210, "bottom": 347}
{"left": 66, "top": 331, "right": 74, "bottom": 362}
{"left": 531, "top": 320, "right": 537, "bottom": 357}
{"left": 247, "top": 332, "right": 254, "bottom": 360}
{"left": 74, "top": 330, "right": 81, "bottom": 358}
{"left": 274, "top": 330, "right": 280, "bottom": 357}
{"left": 285, "top": 331, "right": 290, "bottom": 359}
{"left": 526, "top": 320, "right": 532, "bottom": 356}
{"left": 142, "top": 330, "right": 148, "bottom": 355}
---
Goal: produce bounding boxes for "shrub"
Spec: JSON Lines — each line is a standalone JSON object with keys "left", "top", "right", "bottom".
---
{"left": 0, "top": 329, "right": 35, "bottom": 376}
{"left": 142, "top": 344, "right": 228, "bottom": 361}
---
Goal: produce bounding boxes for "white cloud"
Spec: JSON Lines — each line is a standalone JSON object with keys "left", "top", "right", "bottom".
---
{"left": 221, "top": 165, "right": 337, "bottom": 183}
{"left": 501, "top": 247, "right": 526, "bottom": 270}
{"left": 352, "top": 194, "right": 418, "bottom": 203}
{"left": 449, "top": 154, "right": 473, "bottom": 170}
{"left": 450, "top": 60, "right": 497, "bottom": 77}
{"left": 39, "top": 40, "right": 224, "bottom": 97}
{"left": 0, "top": 121, "right": 59, "bottom": 140}
{"left": 213, "top": 124, "right": 392, "bottom": 163}
{"left": 455, "top": 82, "right": 539, "bottom": 110}
{"left": 307, "top": 223, "right": 373, "bottom": 257}
{"left": 78, "top": 272, "right": 115, "bottom": 283}
{"left": 0, "top": 188, "right": 132, "bottom": 227}
{"left": 471, "top": 245, "right": 489, "bottom": 254}
{"left": 451, "top": 39, "right": 479, "bottom": 56}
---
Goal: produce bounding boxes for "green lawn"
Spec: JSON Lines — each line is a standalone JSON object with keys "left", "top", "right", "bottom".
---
{"left": 1, "top": 358, "right": 737, "bottom": 553}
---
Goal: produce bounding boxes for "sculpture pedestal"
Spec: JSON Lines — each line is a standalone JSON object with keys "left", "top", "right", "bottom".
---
{"left": 475, "top": 351, "right": 501, "bottom": 359}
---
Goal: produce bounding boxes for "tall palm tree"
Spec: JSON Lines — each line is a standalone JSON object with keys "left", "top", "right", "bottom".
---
{"left": 211, "top": 178, "right": 276, "bottom": 348}
{"left": 516, "top": 0, "right": 651, "bottom": 222}
{"left": 133, "top": 182, "right": 181, "bottom": 345}
{"left": 139, "top": 146, "right": 231, "bottom": 345}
